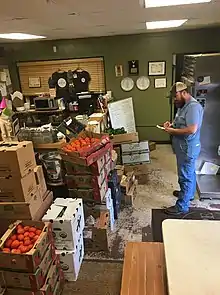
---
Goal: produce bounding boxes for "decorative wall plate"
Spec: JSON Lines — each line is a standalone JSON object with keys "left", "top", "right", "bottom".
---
{"left": 136, "top": 76, "right": 150, "bottom": 91}
{"left": 121, "top": 77, "right": 134, "bottom": 91}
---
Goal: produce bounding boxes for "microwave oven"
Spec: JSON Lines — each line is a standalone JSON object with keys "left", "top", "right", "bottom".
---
{"left": 34, "top": 97, "right": 58, "bottom": 110}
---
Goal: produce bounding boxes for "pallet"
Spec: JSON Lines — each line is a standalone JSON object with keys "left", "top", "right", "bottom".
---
{"left": 120, "top": 242, "right": 167, "bottom": 295}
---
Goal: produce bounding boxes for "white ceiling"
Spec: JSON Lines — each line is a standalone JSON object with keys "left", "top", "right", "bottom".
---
{"left": 0, "top": 0, "right": 219, "bottom": 41}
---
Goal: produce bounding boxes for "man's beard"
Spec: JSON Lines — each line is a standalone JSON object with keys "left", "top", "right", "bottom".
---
{"left": 175, "top": 98, "right": 185, "bottom": 108}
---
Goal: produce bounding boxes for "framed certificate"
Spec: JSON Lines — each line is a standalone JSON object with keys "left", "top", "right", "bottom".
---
{"left": 148, "top": 61, "right": 166, "bottom": 76}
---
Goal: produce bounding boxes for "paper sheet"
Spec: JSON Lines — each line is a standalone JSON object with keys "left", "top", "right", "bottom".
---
{"left": 108, "top": 97, "right": 136, "bottom": 133}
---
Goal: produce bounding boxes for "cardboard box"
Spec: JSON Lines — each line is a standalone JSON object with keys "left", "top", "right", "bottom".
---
{"left": 110, "top": 132, "right": 139, "bottom": 145}
{"left": 65, "top": 168, "right": 106, "bottom": 189}
{"left": 84, "top": 210, "right": 110, "bottom": 252}
{"left": 68, "top": 178, "right": 108, "bottom": 202}
{"left": 39, "top": 256, "right": 60, "bottom": 295}
{"left": 60, "top": 142, "right": 112, "bottom": 167}
{"left": 0, "top": 243, "right": 55, "bottom": 290}
{"left": 124, "top": 164, "right": 149, "bottom": 185}
{"left": 0, "top": 141, "right": 36, "bottom": 178}
{"left": 34, "top": 166, "right": 47, "bottom": 199}
{"left": 121, "top": 141, "right": 149, "bottom": 153}
{"left": 149, "top": 141, "right": 156, "bottom": 152}
{"left": 122, "top": 152, "right": 150, "bottom": 165}
{"left": 115, "top": 165, "right": 124, "bottom": 183}
{"left": 0, "top": 189, "right": 43, "bottom": 220}
{"left": 3, "top": 261, "right": 63, "bottom": 295}
{"left": 0, "top": 171, "right": 37, "bottom": 203}
{"left": 33, "top": 191, "right": 53, "bottom": 221}
{"left": 64, "top": 155, "right": 105, "bottom": 175}
{"left": 105, "top": 159, "right": 112, "bottom": 176}
{"left": 43, "top": 198, "right": 84, "bottom": 250}
{"left": 122, "top": 180, "right": 138, "bottom": 206}
{"left": 104, "top": 149, "right": 112, "bottom": 163}
{"left": 114, "top": 146, "right": 122, "bottom": 165}
{"left": 56, "top": 233, "right": 84, "bottom": 281}
{"left": 120, "top": 172, "right": 136, "bottom": 195}
{"left": 0, "top": 220, "right": 52, "bottom": 272}
{"left": 87, "top": 120, "right": 101, "bottom": 133}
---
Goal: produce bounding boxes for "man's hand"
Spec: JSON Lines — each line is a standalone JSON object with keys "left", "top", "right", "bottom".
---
{"left": 165, "top": 127, "right": 175, "bottom": 134}
{"left": 163, "top": 121, "right": 172, "bottom": 128}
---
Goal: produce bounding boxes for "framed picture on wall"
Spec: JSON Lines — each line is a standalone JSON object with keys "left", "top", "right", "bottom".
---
{"left": 148, "top": 61, "right": 166, "bottom": 76}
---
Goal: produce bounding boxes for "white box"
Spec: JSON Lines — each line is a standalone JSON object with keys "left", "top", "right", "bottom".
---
{"left": 122, "top": 141, "right": 149, "bottom": 153}
{"left": 56, "top": 233, "right": 84, "bottom": 281}
{"left": 105, "top": 188, "right": 112, "bottom": 210}
{"left": 122, "top": 152, "right": 150, "bottom": 164}
{"left": 109, "top": 198, "right": 115, "bottom": 231}
{"left": 43, "top": 198, "right": 84, "bottom": 250}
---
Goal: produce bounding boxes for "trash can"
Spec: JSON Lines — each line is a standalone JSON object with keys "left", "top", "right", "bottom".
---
{"left": 40, "top": 152, "right": 64, "bottom": 186}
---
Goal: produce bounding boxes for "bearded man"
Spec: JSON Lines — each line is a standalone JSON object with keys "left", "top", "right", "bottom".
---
{"left": 163, "top": 82, "right": 204, "bottom": 215}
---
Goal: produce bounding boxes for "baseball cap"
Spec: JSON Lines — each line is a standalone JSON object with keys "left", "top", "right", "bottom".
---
{"left": 171, "top": 82, "right": 187, "bottom": 96}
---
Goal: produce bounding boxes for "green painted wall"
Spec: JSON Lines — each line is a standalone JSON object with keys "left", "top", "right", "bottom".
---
{"left": 3, "top": 27, "right": 220, "bottom": 141}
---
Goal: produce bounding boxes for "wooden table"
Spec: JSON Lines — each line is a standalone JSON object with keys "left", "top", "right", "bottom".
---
{"left": 120, "top": 242, "right": 167, "bottom": 295}
{"left": 162, "top": 219, "right": 220, "bottom": 295}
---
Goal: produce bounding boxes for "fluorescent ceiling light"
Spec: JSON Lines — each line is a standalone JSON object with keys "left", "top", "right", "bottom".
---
{"left": 146, "top": 19, "right": 187, "bottom": 29}
{"left": 0, "top": 33, "right": 46, "bottom": 40}
{"left": 145, "top": 0, "right": 211, "bottom": 8}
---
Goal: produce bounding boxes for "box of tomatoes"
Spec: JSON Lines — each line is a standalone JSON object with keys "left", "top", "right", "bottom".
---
{"left": 0, "top": 243, "right": 55, "bottom": 290}
{"left": 0, "top": 220, "right": 53, "bottom": 272}
{"left": 60, "top": 131, "right": 112, "bottom": 166}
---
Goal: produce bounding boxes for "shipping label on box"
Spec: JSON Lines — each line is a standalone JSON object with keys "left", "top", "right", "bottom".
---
{"left": 0, "top": 170, "right": 37, "bottom": 202}
{"left": 121, "top": 141, "right": 149, "bottom": 153}
{"left": 56, "top": 233, "right": 84, "bottom": 281}
{"left": 0, "top": 141, "right": 36, "bottom": 178}
{"left": 43, "top": 198, "right": 84, "bottom": 250}
{"left": 122, "top": 152, "right": 150, "bottom": 165}
{"left": 34, "top": 166, "right": 47, "bottom": 199}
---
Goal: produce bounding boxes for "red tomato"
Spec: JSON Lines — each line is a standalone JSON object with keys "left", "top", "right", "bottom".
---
{"left": 29, "top": 227, "right": 36, "bottom": 233}
{"left": 11, "top": 240, "right": 20, "bottom": 249}
{"left": 24, "top": 239, "right": 31, "bottom": 246}
{"left": 36, "top": 229, "right": 42, "bottom": 236}
{"left": 17, "top": 228, "right": 25, "bottom": 234}
{"left": 24, "top": 232, "right": 29, "bottom": 237}
{"left": 28, "top": 232, "right": 35, "bottom": 239}
{"left": 26, "top": 244, "right": 34, "bottom": 251}
{"left": 17, "top": 234, "right": 24, "bottom": 241}
{"left": 5, "top": 239, "right": 12, "bottom": 248}
{"left": 32, "top": 235, "right": 39, "bottom": 242}
{"left": 11, "top": 235, "right": 17, "bottom": 241}
{"left": 20, "top": 245, "right": 28, "bottom": 253}
{"left": 24, "top": 226, "right": 30, "bottom": 232}
{"left": 2, "top": 248, "right": 10, "bottom": 253}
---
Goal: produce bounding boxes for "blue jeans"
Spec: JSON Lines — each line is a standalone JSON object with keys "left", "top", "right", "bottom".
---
{"left": 173, "top": 141, "right": 200, "bottom": 212}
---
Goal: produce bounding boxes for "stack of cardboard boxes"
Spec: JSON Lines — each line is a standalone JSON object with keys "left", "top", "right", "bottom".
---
{"left": 121, "top": 141, "right": 150, "bottom": 165}
{"left": 0, "top": 141, "right": 53, "bottom": 229}
{"left": 0, "top": 220, "right": 64, "bottom": 295}
{"left": 65, "top": 149, "right": 112, "bottom": 203}
{"left": 43, "top": 198, "right": 85, "bottom": 281}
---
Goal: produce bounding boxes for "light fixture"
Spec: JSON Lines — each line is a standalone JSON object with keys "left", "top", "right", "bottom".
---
{"left": 146, "top": 19, "right": 187, "bottom": 29}
{"left": 0, "top": 33, "right": 46, "bottom": 40}
{"left": 145, "top": 0, "right": 211, "bottom": 8}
